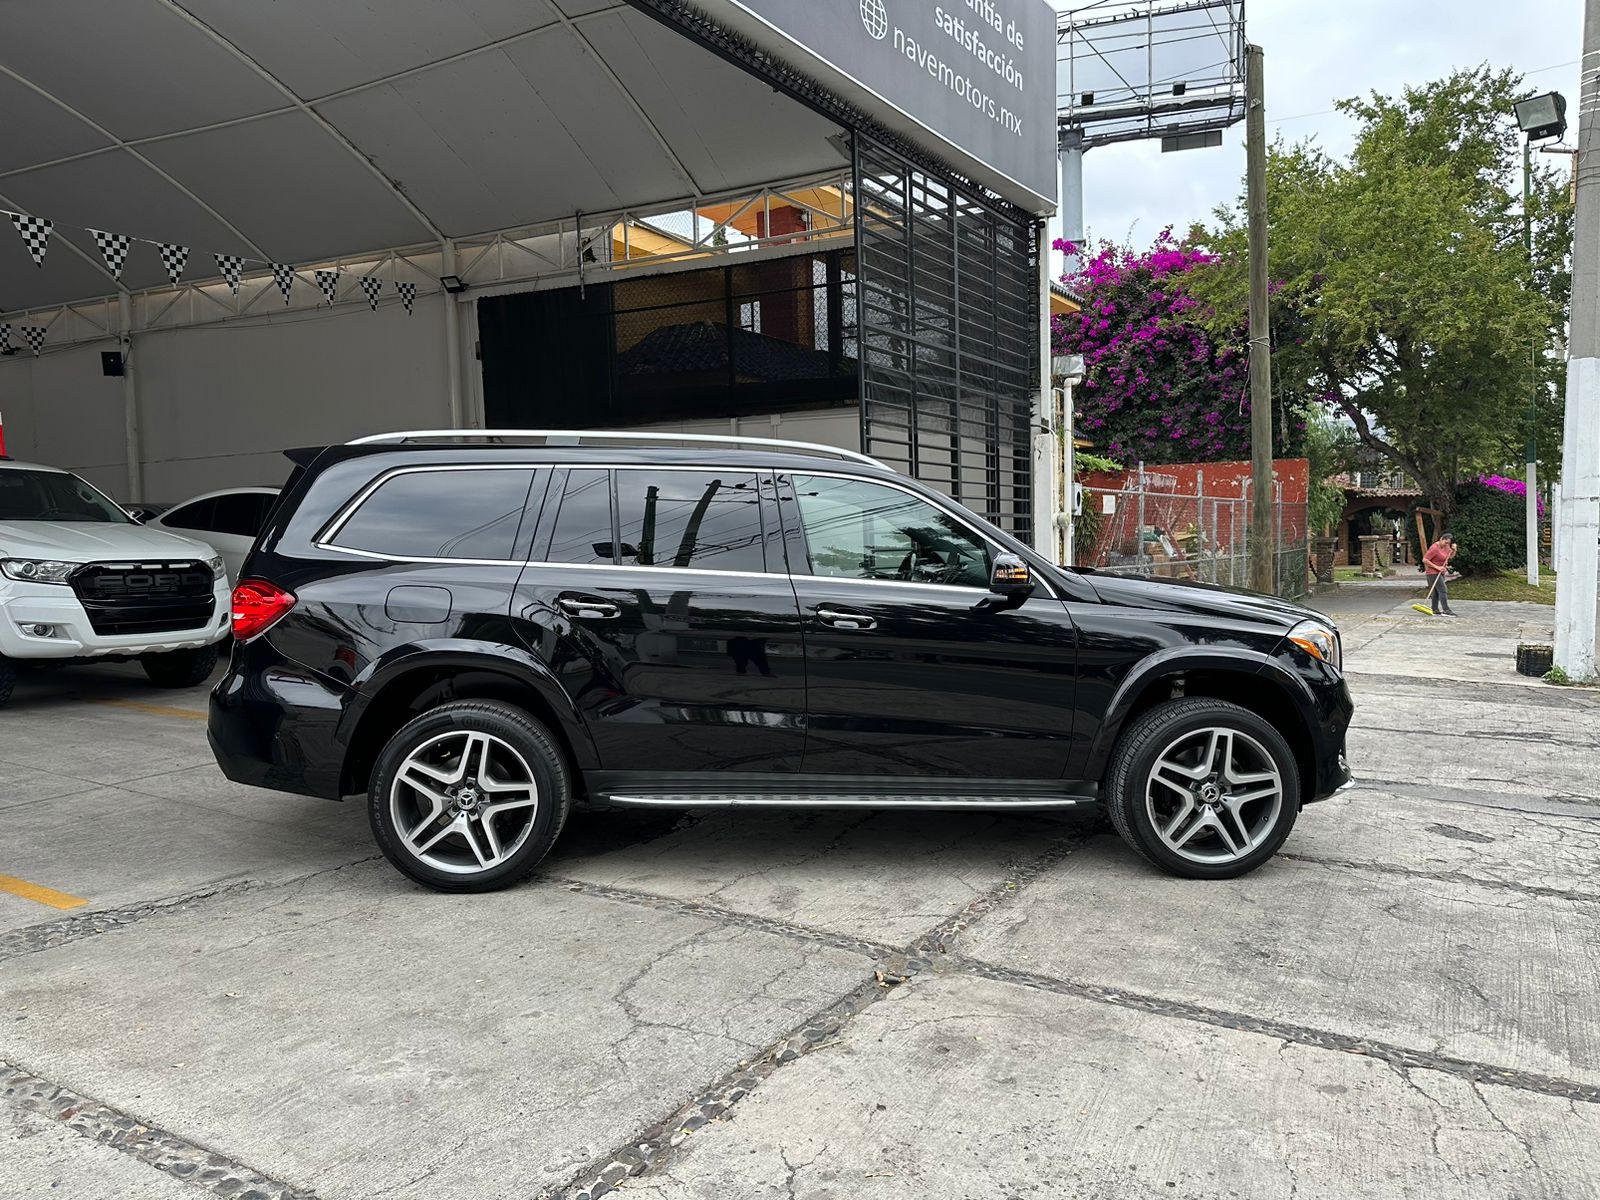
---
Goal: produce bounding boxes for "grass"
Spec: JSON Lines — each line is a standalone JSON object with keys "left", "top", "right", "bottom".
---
{"left": 1447, "top": 569, "right": 1557, "bottom": 604}
{"left": 1333, "top": 566, "right": 1366, "bottom": 582}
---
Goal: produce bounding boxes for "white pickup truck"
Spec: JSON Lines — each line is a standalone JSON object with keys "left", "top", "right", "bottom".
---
{"left": 0, "top": 457, "right": 232, "bottom": 707}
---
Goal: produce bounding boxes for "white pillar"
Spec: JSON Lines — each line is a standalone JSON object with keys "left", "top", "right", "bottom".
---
{"left": 441, "top": 241, "right": 465, "bottom": 429}
{"left": 1526, "top": 460, "right": 1540, "bottom": 586}
{"left": 1554, "top": 0, "right": 1600, "bottom": 680}
{"left": 1058, "top": 134, "right": 1085, "bottom": 277}
{"left": 1034, "top": 222, "right": 1058, "bottom": 560}
{"left": 119, "top": 293, "right": 142, "bottom": 503}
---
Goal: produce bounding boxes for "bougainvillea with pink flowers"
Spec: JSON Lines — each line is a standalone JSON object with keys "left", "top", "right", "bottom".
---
{"left": 1052, "top": 230, "right": 1289, "bottom": 465}
{"left": 1476, "top": 473, "right": 1545, "bottom": 517}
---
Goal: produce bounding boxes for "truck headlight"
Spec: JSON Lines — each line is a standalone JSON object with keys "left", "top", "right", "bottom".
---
{"left": 1, "top": 558, "right": 78, "bottom": 585}
{"left": 1288, "top": 619, "right": 1342, "bottom": 671}
{"left": 206, "top": 555, "right": 226, "bottom": 580}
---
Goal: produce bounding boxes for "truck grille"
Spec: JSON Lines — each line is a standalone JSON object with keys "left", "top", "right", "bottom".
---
{"left": 70, "top": 561, "right": 216, "bottom": 637}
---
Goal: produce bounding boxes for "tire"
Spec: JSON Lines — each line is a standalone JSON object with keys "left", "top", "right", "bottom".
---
{"left": 1105, "top": 698, "right": 1300, "bottom": 880}
{"left": 368, "top": 700, "right": 572, "bottom": 893}
{"left": 0, "top": 657, "right": 14, "bottom": 709}
{"left": 140, "top": 643, "right": 220, "bottom": 688}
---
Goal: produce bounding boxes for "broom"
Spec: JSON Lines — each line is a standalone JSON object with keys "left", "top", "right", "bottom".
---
{"left": 1410, "top": 573, "right": 1443, "bottom": 615}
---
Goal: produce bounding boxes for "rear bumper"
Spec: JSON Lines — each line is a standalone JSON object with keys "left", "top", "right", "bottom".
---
{"left": 208, "top": 638, "right": 351, "bottom": 800}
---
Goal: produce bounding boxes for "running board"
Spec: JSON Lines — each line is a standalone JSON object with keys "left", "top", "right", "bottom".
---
{"left": 600, "top": 793, "right": 1086, "bottom": 811}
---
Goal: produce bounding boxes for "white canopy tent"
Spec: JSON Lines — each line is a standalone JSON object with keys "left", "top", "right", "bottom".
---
{"left": 0, "top": 0, "right": 1058, "bottom": 549}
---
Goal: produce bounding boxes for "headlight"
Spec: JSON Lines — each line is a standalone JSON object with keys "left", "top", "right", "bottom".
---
{"left": 1288, "top": 619, "right": 1341, "bottom": 670}
{"left": 206, "top": 555, "right": 226, "bottom": 579}
{"left": 1, "top": 558, "right": 79, "bottom": 585}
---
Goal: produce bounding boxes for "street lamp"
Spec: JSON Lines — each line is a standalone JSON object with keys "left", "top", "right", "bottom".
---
{"left": 1514, "top": 92, "right": 1568, "bottom": 142}
{"left": 1513, "top": 91, "right": 1567, "bottom": 587}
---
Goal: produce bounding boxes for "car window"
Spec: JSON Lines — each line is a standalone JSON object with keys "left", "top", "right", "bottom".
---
{"left": 211, "top": 492, "right": 274, "bottom": 537}
{"left": 331, "top": 469, "right": 534, "bottom": 560}
{"left": 160, "top": 496, "right": 218, "bottom": 531}
{"left": 615, "top": 470, "right": 765, "bottom": 573}
{"left": 791, "top": 474, "right": 991, "bottom": 589}
{"left": 546, "top": 469, "right": 615, "bottom": 565}
{"left": 0, "top": 469, "right": 133, "bottom": 524}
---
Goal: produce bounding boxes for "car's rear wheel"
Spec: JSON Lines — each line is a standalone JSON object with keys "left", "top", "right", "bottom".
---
{"left": 1105, "top": 698, "right": 1299, "bottom": 879}
{"left": 368, "top": 700, "right": 571, "bottom": 893}
{"left": 140, "top": 643, "right": 220, "bottom": 688}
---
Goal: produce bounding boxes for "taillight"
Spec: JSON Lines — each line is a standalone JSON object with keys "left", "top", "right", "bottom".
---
{"left": 231, "top": 579, "right": 296, "bottom": 640}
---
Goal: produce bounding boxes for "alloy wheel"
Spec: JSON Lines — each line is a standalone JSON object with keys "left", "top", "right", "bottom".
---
{"left": 389, "top": 730, "right": 540, "bottom": 874}
{"left": 1144, "top": 725, "right": 1284, "bottom": 866}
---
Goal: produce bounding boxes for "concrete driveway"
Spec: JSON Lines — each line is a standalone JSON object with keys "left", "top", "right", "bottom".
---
{"left": 3, "top": 589, "right": 1599, "bottom": 1200}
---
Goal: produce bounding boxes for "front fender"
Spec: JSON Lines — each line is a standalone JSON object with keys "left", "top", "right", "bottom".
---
{"left": 1080, "top": 646, "right": 1321, "bottom": 783}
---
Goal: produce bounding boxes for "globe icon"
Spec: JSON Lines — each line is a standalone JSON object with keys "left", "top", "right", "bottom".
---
{"left": 861, "top": 0, "right": 888, "bottom": 41}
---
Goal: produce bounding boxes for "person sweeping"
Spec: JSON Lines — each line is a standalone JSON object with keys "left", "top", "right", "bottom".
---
{"left": 1417, "top": 533, "right": 1459, "bottom": 617}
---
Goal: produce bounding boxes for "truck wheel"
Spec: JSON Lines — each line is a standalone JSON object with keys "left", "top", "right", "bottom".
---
{"left": 1105, "top": 698, "right": 1300, "bottom": 880}
{"left": 368, "top": 700, "right": 572, "bottom": 894}
{"left": 140, "top": 644, "right": 221, "bottom": 688}
{"left": 0, "top": 657, "right": 14, "bottom": 709}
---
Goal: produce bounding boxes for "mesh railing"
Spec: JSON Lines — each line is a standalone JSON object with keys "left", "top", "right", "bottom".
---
{"left": 1077, "top": 466, "right": 1309, "bottom": 600}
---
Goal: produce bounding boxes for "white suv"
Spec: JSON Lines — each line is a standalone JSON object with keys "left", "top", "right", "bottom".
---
{"left": 0, "top": 457, "right": 231, "bottom": 707}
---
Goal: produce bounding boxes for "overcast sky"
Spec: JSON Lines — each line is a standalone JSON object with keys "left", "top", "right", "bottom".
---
{"left": 1047, "top": 0, "right": 1582, "bottom": 267}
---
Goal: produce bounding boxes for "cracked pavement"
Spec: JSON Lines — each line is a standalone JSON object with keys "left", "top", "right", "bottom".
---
{"left": 3, "top": 590, "right": 1600, "bottom": 1199}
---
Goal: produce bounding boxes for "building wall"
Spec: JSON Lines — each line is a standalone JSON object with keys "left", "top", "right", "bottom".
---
{"left": 0, "top": 295, "right": 451, "bottom": 502}
{"left": 633, "top": 406, "right": 860, "bottom": 452}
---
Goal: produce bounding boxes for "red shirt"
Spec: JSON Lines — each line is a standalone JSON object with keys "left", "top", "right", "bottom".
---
{"left": 1423, "top": 541, "right": 1454, "bottom": 575}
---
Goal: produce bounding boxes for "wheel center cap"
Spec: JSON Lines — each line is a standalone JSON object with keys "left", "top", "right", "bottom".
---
{"left": 456, "top": 787, "right": 481, "bottom": 812}
{"left": 1198, "top": 782, "right": 1221, "bottom": 804}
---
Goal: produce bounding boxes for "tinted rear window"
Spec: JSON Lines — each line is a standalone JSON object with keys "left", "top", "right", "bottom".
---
{"left": 615, "top": 469, "right": 765, "bottom": 572}
{"left": 546, "top": 469, "right": 615, "bottom": 565}
{"left": 332, "top": 468, "right": 535, "bottom": 560}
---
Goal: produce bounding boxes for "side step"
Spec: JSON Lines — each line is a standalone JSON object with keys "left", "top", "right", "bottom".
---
{"left": 598, "top": 792, "right": 1088, "bottom": 811}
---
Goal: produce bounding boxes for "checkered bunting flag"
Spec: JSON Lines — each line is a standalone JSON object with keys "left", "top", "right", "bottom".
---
{"left": 157, "top": 242, "right": 190, "bottom": 285}
{"left": 0, "top": 323, "right": 10, "bottom": 352}
{"left": 315, "top": 269, "right": 340, "bottom": 307}
{"left": 215, "top": 253, "right": 246, "bottom": 295}
{"left": 22, "top": 325, "right": 45, "bottom": 357}
{"left": 271, "top": 264, "right": 295, "bottom": 305}
{"left": 357, "top": 275, "right": 383, "bottom": 311}
{"left": 89, "top": 229, "right": 132, "bottom": 279}
{"left": 396, "top": 281, "right": 417, "bottom": 315}
{"left": 9, "top": 213, "right": 52, "bottom": 267}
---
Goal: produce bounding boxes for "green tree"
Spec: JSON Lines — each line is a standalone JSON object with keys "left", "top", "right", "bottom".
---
{"left": 1304, "top": 413, "right": 1356, "bottom": 535}
{"left": 1192, "top": 67, "right": 1572, "bottom": 523}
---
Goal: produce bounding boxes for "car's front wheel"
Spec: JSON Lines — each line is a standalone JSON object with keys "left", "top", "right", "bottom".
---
{"left": 0, "top": 656, "right": 15, "bottom": 709}
{"left": 368, "top": 700, "right": 572, "bottom": 893}
{"left": 1105, "top": 698, "right": 1299, "bottom": 879}
{"left": 140, "top": 643, "right": 220, "bottom": 688}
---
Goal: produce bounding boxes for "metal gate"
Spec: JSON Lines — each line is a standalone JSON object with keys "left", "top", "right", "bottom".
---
{"left": 853, "top": 137, "right": 1039, "bottom": 537}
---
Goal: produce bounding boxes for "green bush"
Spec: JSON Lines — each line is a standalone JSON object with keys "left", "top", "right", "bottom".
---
{"left": 1447, "top": 481, "right": 1526, "bottom": 576}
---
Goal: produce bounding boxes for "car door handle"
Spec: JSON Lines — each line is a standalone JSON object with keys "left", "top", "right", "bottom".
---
{"left": 558, "top": 597, "right": 621, "bottom": 620}
{"left": 815, "top": 607, "right": 877, "bottom": 631}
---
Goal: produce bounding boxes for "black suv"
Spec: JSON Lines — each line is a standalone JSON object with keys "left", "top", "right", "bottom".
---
{"left": 209, "top": 431, "right": 1353, "bottom": 891}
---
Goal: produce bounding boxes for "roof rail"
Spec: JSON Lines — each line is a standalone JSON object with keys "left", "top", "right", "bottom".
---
{"left": 345, "top": 429, "right": 892, "bottom": 471}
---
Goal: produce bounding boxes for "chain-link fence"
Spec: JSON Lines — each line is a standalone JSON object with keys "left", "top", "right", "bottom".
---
{"left": 1076, "top": 465, "right": 1308, "bottom": 600}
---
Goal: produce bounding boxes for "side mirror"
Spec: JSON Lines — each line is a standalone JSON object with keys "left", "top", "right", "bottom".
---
{"left": 989, "top": 553, "right": 1035, "bottom": 598}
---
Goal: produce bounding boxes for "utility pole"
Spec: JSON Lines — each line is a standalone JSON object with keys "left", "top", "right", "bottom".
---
{"left": 1523, "top": 142, "right": 1540, "bottom": 587}
{"left": 1246, "top": 43, "right": 1275, "bottom": 594}
{"left": 1555, "top": 0, "right": 1600, "bottom": 681}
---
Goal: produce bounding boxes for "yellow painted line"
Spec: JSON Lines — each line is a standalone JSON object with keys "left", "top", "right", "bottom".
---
{"left": 83, "top": 697, "right": 207, "bottom": 721}
{"left": 0, "top": 874, "right": 88, "bottom": 910}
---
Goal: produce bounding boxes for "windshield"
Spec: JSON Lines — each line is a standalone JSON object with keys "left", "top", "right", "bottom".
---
{"left": 0, "top": 469, "right": 133, "bottom": 524}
